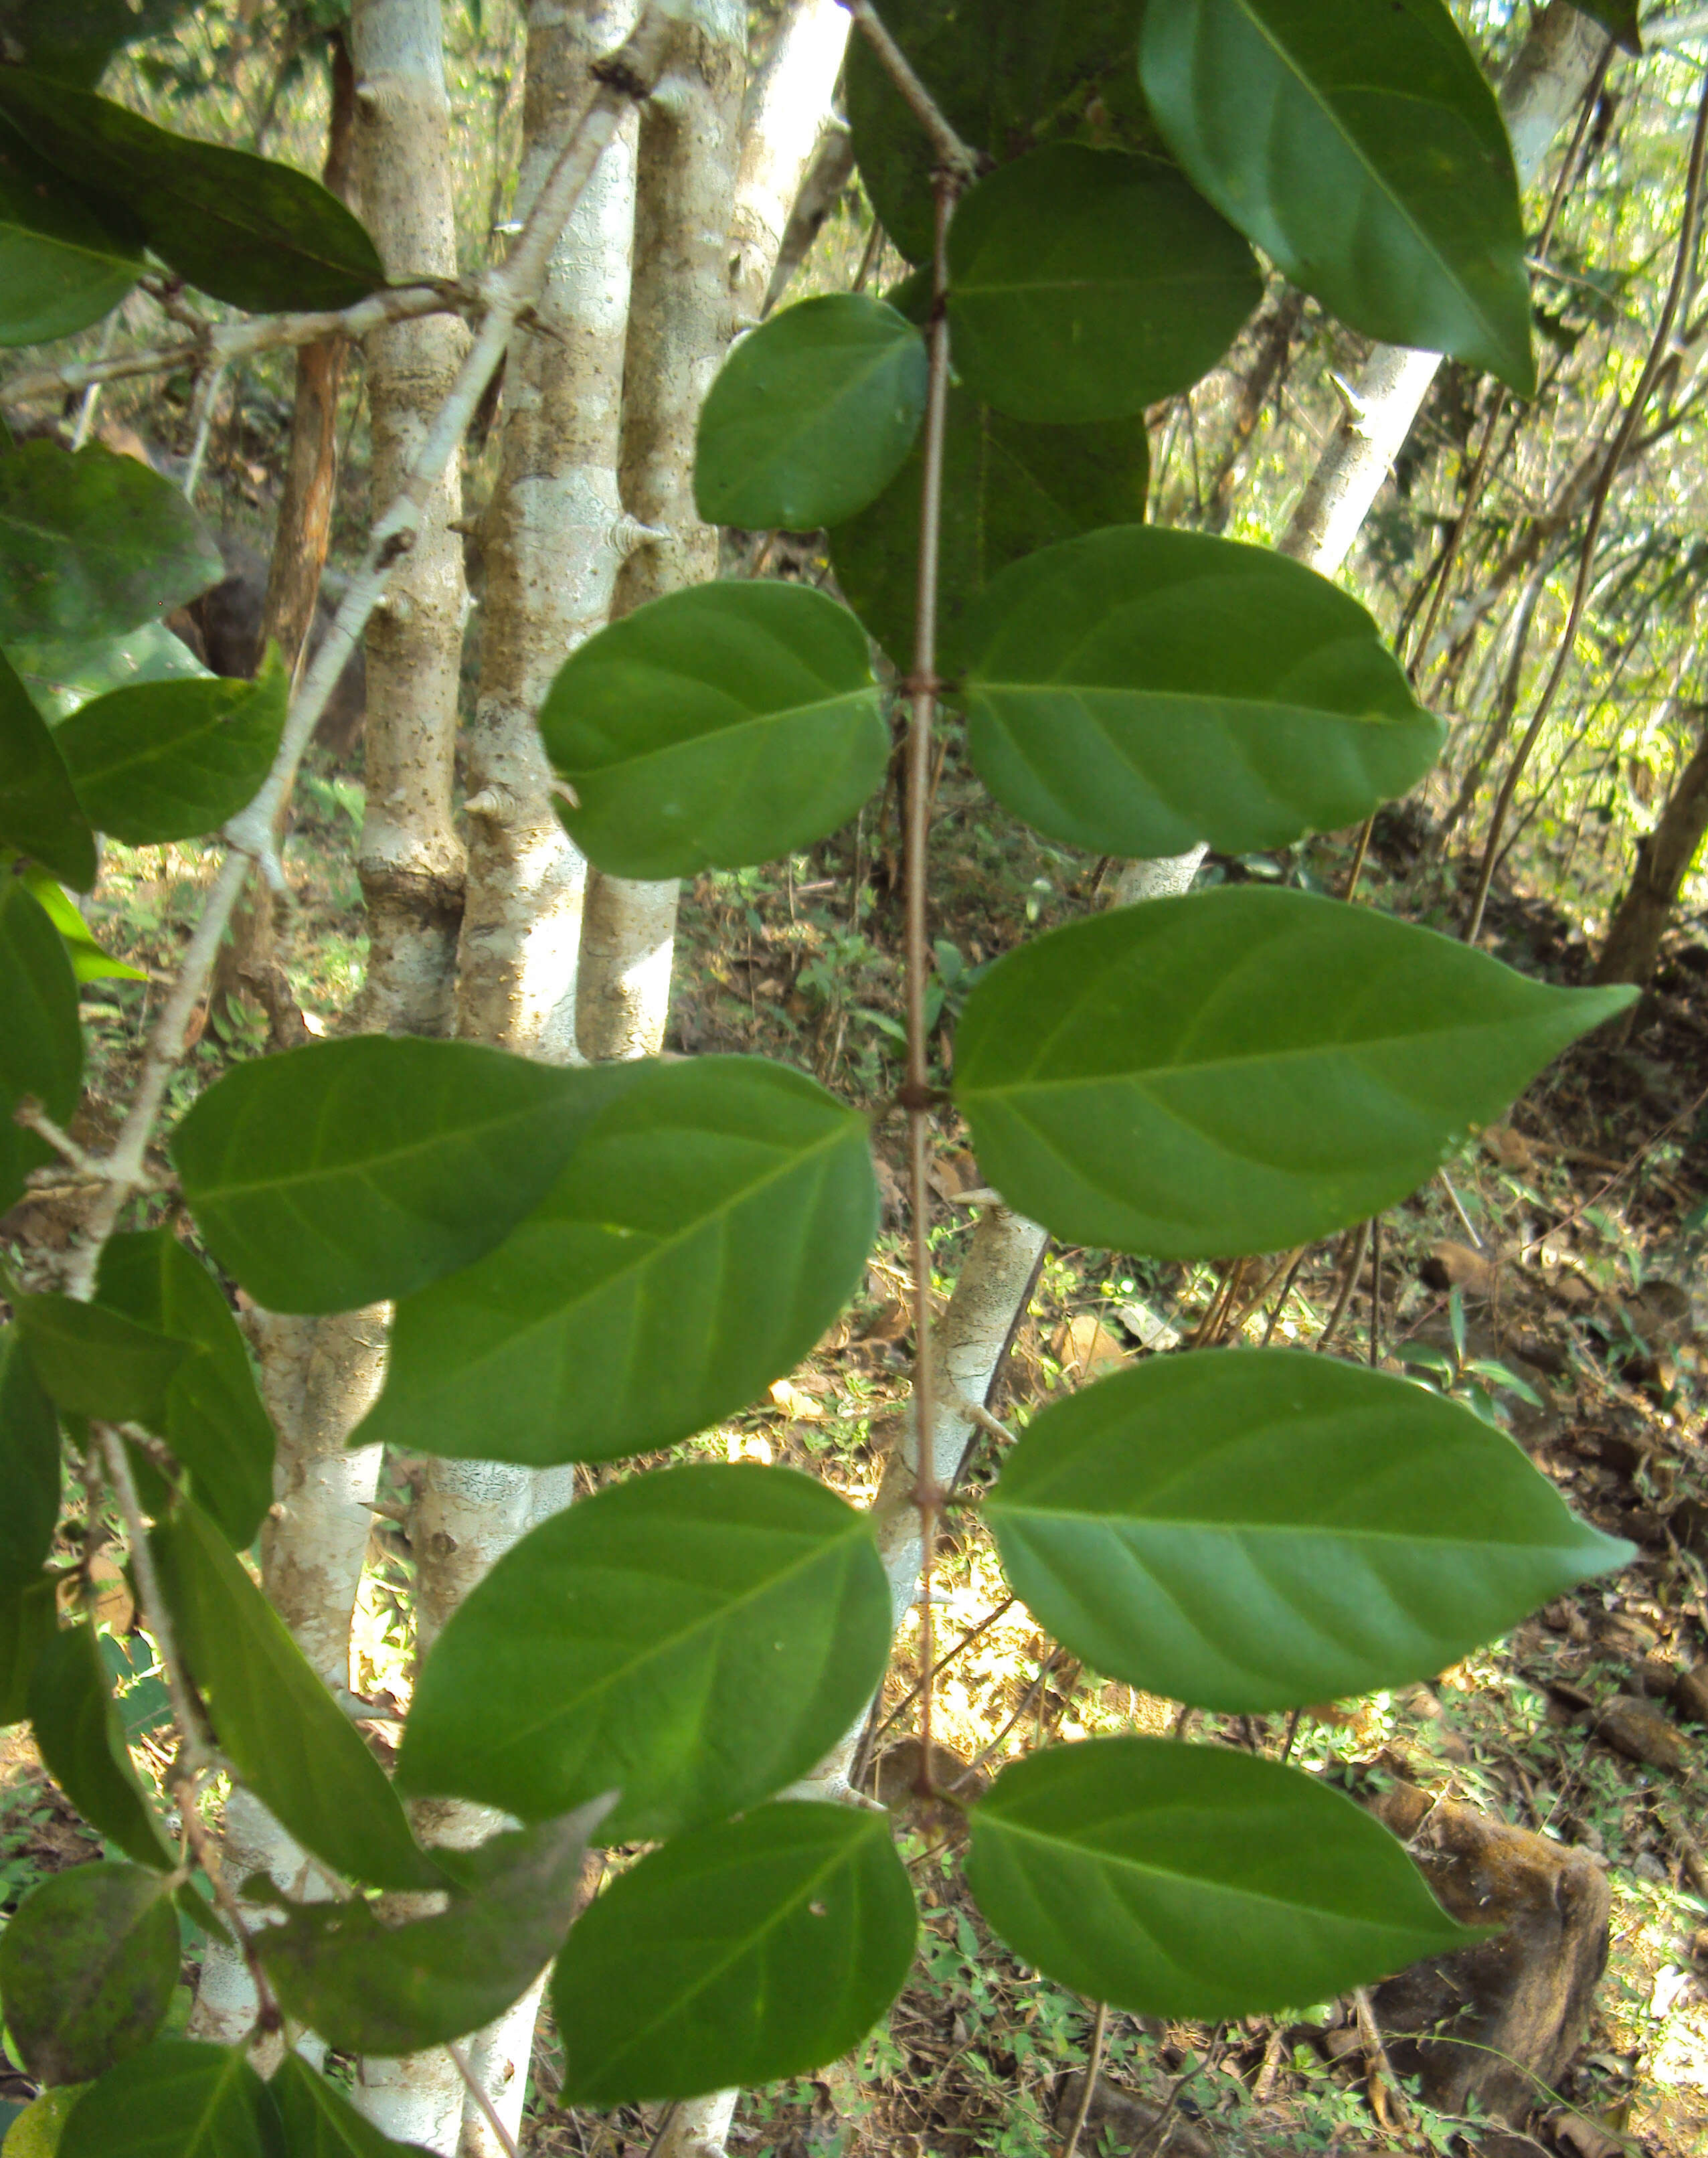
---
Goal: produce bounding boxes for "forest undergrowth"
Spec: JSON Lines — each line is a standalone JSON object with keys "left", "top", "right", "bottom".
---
{"left": 4, "top": 722, "right": 1705, "bottom": 2158}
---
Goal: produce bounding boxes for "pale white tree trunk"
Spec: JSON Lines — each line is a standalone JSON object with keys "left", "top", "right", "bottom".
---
{"left": 576, "top": 0, "right": 747, "bottom": 1063}
{"left": 455, "top": 0, "right": 646, "bottom": 1058}
{"left": 402, "top": 3, "right": 655, "bottom": 2144}
{"left": 1278, "top": 0, "right": 1606, "bottom": 578}
{"left": 729, "top": 0, "right": 851, "bottom": 324}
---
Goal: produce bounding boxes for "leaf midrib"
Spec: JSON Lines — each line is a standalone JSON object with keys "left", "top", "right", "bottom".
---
{"left": 574, "top": 685, "right": 879, "bottom": 788}
{"left": 455, "top": 1514, "right": 865, "bottom": 1760}
{"left": 981, "top": 1807, "right": 1432, "bottom": 1934}
{"left": 1222, "top": 0, "right": 1509, "bottom": 355}
{"left": 990, "top": 1493, "right": 1587, "bottom": 1556}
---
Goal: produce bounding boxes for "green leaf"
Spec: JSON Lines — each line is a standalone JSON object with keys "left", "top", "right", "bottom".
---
{"left": 56, "top": 2041, "right": 284, "bottom": 2158}
{"left": 0, "top": 441, "right": 222, "bottom": 649}
{"left": 845, "top": 0, "right": 1150, "bottom": 264}
{"left": 1, "top": 1578, "right": 56, "bottom": 1726}
{"left": 9, "top": 621, "right": 211, "bottom": 724}
{"left": 0, "top": 1, "right": 190, "bottom": 88}
{"left": 18, "top": 1298, "right": 193, "bottom": 1436}
{"left": 538, "top": 582, "right": 887, "bottom": 881}
{"left": 400, "top": 1463, "right": 892, "bottom": 1843}
{"left": 967, "top": 1736, "right": 1475, "bottom": 2019}
{"left": 830, "top": 378, "right": 1148, "bottom": 675}
{"left": 695, "top": 295, "right": 928, "bottom": 530}
{"left": 959, "top": 526, "right": 1443, "bottom": 858}
{"left": 987, "top": 1349, "right": 1632, "bottom": 1714}
{"left": 1569, "top": 1, "right": 1640, "bottom": 54}
{"left": 0, "top": 129, "right": 139, "bottom": 345}
{"left": 0, "top": 877, "right": 82, "bottom": 1214}
{"left": 551, "top": 1804, "right": 918, "bottom": 2106}
{"left": 29, "top": 1625, "right": 177, "bottom": 1872}
{"left": 1139, "top": 0, "right": 1535, "bottom": 393}
{"left": 947, "top": 145, "right": 1262, "bottom": 424}
{"left": 357, "top": 1057, "right": 880, "bottom": 1465}
{"left": 15, "top": 869, "right": 145, "bottom": 983}
{"left": 0, "top": 1327, "right": 59, "bottom": 1595}
{"left": 3, "top": 2084, "right": 86, "bottom": 2158}
{"left": 151, "top": 1503, "right": 442, "bottom": 1893}
{"left": 95, "top": 1232, "right": 274, "bottom": 1550}
{"left": 256, "top": 1804, "right": 611, "bottom": 2056}
{"left": 15, "top": 1295, "right": 189, "bottom": 1426}
{"left": 0, "top": 652, "right": 96, "bottom": 890}
{"left": 171, "top": 1036, "right": 633, "bottom": 1315}
{"left": 0, "top": 74, "right": 385, "bottom": 313}
{"left": 267, "top": 2056, "right": 434, "bottom": 2158}
{"left": 953, "top": 888, "right": 1636, "bottom": 1260}
{"left": 0, "top": 1863, "right": 178, "bottom": 2085}
{"left": 56, "top": 662, "right": 286, "bottom": 846}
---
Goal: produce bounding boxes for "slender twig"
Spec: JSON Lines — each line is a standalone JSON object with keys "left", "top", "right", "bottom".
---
{"left": 904, "top": 164, "right": 962, "bottom": 1800}
{"left": 1259, "top": 1249, "right": 1308, "bottom": 1347}
{"left": 1314, "top": 1222, "right": 1370, "bottom": 1357}
{"left": 180, "top": 360, "right": 227, "bottom": 506}
{"left": 58, "top": 6, "right": 677, "bottom": 1299}
{"left": 94, "top": 1426, "right": 282, "bottom": 2028}
{"left": 1368, "top": 1215, "right": 1383, "bottom": 1368}
{"left": 1342, "top": 812, "right": 1377, "bottom": 902}
{"left": 1466, "top": 76, "right": 1708, "bottom": 946}
{"left": 1522, "top": 1078, "right": 1708, "bottom": 1252}
{"left": 448, "top": 2040, "right": 521, "bottom": 2158}
{"left": 1061, "top": 2002, "right": 1110, "bottom": 2158}
{"left": 13, "top": 1098, "right": 105, "bottom": 1178}
{"left": 1, "top": 280, "right": 465, "bottom": 410}
{"left": 837, "top": 1, "right": 978, "bottom": 181}
{"left": 860, "top": 1596, "right": 1017, "bottom": 1770}
{"left": 95, "top": 1425, "right": 210, "bottom": 1772}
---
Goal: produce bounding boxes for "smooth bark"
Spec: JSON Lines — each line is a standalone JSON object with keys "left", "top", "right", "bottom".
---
{"left": 730, "top": 0, "right": 851, "bottom": 323}
{"left": 576, "top": 0, "right": 747, "bottom": 1062}
{"left": 455, "top": 0, "right": 647, "bottom": 1058}
{"left": 1596, "top": 707, "right": 1708, "bottom": 989}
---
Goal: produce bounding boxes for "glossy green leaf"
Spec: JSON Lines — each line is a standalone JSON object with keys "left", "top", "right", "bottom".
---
{"left": 0, "top": 877, "right": 82, "bottom": 1212}
{"left": 57, "top": 2041, "right": 283, "bottom": 2158}
{"left": 988, "top": 1351, "right": 1632, "bottom": 1714}
{"left": 0, "top": 130, "right": 139, "bottom": 345}
{"left": 947, "top": 145, "right": 1262, "bottom": 424}
{"left": 552, "top": 1803, "right": 918, "bottom": 2105}
{"left": 845, "top": 0, "right": 1150, "bottom": 263}
{"left": 14, "top": 869, "right": 145, "bottom": 983}
{"left": 257, "top": 1803, "right": 610, "bottom": 2056}
{"left": 0, "top": 1327, "right": 58, "bottom": 1594}
{"left": 830, "top": 378, "right": 1148, "bottom": 675}
{"left": 15, "top": 1295, "right": 189, "bottom": 1426}
{"left": 1569, "top": 1, "right": 1640, "bottom": 53}
{"left": 3, "top": 2084, "right": 86, "bottom": 2157}
{"left": 953, "top": 888, "right": 1636, "bottom": 1260}
{"left": 29, "top": 1626, "right": 177, "bottom": 1871}
{"left": 9, "top": 621, "right": 211, "bottom": 724}
{"left": 57, "top": 663, "right": 286, "bottom": 846}
{"left": 1, "top": 1578, "right": 56, "bottom": 1725}
{"left": 0, "top": 1863, "right": 177, "bottom": 2085}
{"left": 171, "top": 1036, "right": 632, "bottom": 1314}
{"left": 1140, "top": 0, "right": 1535, "bottom": 393}
{"left": 0, "top": 652, "right": 96, "bottom": 890}
{"left": 0, "top": 442, "right": 222, "bottom": 649}
{"left": 96, "top": 1232, "right": 274, "bottom": 1549}
{"left": 0, "top": 74, "right": 384, "bottom": 313}
{"left": 0, "top": 1, "right": 189, "bottom": 88}
{"left": 151, "top": 1503, "right": 442, "bottom": 1893}
{"left": 400, "top": 1464, "right": 892, "bottom": 1843}
{"left": 960, "top": 526, "right": 1443, "bottom": 857}
{"left": 267, "top": 2056, "right": 434, "bottom": 2158}
{"left": 539, "top": 582, "right": 886, "bottom": 881}
{"left": 695, "top": 295, "right": 927, "bottom": 530}
{"left": 357, "top": 1057, "right": 880, "bottom": 1465}
{"left": 968, "top": 1738, "right": 1475, "bottom": 2018}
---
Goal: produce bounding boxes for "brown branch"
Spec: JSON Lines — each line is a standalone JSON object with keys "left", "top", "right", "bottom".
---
{"left": 1464, "top": 74, "right": 1708, "bottom": 946}
{"left": 1060, "top": 2001, "right": 1110, "bottom": 2158}
{"left": 1, "top": 282, "right": 462, "bottom": 412}
{"left": 904, "top": 165, "right": 960, "bottom": 1803}
{"left": 837, "top": 2, "right": 978, "bottom": 181}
